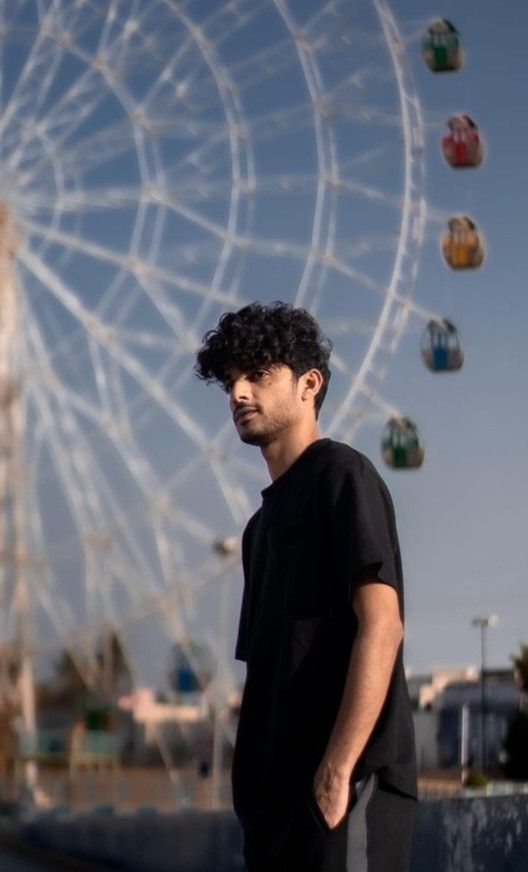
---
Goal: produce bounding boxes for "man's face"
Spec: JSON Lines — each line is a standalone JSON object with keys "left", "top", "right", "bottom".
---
{"left": 225, "top": 364, "right": 304, "bottom": 446}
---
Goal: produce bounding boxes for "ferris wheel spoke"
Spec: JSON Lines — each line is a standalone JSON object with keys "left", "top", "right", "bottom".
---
{"left": 87, "top": 333, "right": 114, "bottom": 424}
{"left": 12, "top": 6, "right": 161, "bottom": 178}
{"left": 0, "top": 5, "right": 65, "bottom": 144}
{"left": 26, "top": 380, "right": 101, "bottom": 611}
{"left": 393, "top": 293, "right": 439, "bottom": 324}
{"left": 96, "top": 269, "right": 198, "bottom": 355}
{"left": 19, "top": 219, "right": 240, "bottom": 305}
{"left": 325, "top": 317, "right": 378, "bottom": 338}
{"left": 24, "top": 486, "right": 94, "bottom": 676}
{"left": 146, "top": 3, "right": 251, "bottom": 183}
{"left": 38, "top": 66, "right": 116, "bottom": 146}
{"left": 109, "top": 326, "right": 193, "bottom": 355}
{"left": 40, "top": 182, "right": 238, "bottom": 250}
{"left": 24, "top": 290, "right": 235, "bottom": 548}
{"left": 8, "top": 4, "right": 113, "bottom": 167}
{"left": 26, "top": 185, "right": 145, "bottom": 213}
{"left": 20, "top": 245, "right": 211, "bottom": 453}
{"left": 27, "top": 353, "right": 167, "bottom": 613}
{"left": 141, "top": 0, "right": 255, "bottom": 109}
{"left": 6, "top": 15, "right": 126, "bottom": 173}
{"left": 226, "top": 35, "right": 302, "bottom": 92}
{"left": 2, "top": 50, "right": 65, "bottom": 171}
{"left": 33, "top": 120, "right": 138, "bottom": 182}
{"left": 32, "top": 359, "right": 218, "bottom": 602}
{"left": 9, "top": 74, "right": 120, "bottom": 184}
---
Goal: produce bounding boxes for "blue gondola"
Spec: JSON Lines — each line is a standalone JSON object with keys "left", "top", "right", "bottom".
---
{"left": 422, "top": 319, "right": 464, "bottom": 372}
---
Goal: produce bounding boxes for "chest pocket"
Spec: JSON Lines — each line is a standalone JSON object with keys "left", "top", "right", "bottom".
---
{"left": 267, "top": 520, "right": 330, "bottom": 619}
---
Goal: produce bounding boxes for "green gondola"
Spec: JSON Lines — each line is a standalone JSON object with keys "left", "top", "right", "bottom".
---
{"left": 381, "top": 417, "right": 424, "bottom": 470}
{"left": 422, "top": 20, "right": 462, "bottom": 73}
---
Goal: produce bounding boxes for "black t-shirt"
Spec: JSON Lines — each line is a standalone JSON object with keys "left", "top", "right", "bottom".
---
{"left": 232, "top": 438, "right": 417, "bottom": 818}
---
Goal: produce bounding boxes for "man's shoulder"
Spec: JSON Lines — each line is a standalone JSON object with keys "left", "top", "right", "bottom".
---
{"left": 242, "top": 507, "right": 261, "bottom": 541}
{"left": 314, "top": 440, "right": 393, "bottom": 511}
{"left": 316, "top": 439, "right": 383, "bottom": 483}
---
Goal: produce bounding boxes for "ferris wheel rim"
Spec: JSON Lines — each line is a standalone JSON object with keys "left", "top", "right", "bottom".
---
{"left": 326, "top": 0, "right": 426, "bottom": 439}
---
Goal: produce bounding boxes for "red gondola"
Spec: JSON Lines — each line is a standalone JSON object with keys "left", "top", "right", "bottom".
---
{"left": 442, "top": 116, "right": 484, "bottom": 169}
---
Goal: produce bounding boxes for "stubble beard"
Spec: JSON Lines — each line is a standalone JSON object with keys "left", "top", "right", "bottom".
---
{"left": 238, "top": 424, "right": 274, "bottom": 447}
{"left": 237, "top": 403, "right": 293, "bottom": 447}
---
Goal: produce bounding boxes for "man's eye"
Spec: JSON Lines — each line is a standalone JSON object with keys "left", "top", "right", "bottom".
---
{"left": 253, "top": 369, "right": 268, "bottom": 380}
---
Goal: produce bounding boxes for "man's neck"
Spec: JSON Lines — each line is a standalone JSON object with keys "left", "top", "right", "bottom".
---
{"left": 261, "top": 424, "right": 321, "bottom": 481}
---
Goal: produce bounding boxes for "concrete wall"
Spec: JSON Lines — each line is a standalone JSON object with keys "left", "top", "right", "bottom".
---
{"left": 16, "top": 793, "right": 528, "bottom": 872}
{"left": 19, "top": 809, "right": 245, "bottom": 872}
{"left": 411, "top": 793, "right": 528, "bottom": 872}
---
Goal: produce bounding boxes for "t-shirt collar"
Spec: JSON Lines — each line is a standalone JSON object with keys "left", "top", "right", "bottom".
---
{"left": 261, "top": 438, "right": 330, "bottom": 499}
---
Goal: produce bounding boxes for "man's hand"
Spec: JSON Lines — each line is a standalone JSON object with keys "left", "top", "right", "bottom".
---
{"left": 311, "top": 582, "right": 403, "bottom": 831}
{"left": 313, "top": 763, "right": 352, "bottom": 830}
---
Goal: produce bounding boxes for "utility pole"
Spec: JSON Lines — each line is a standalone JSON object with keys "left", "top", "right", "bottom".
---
{"left": 471, "top": 615, "right": 499, "bottom": 774}
{"left": 0, "top": 203, "right": 37, "bottom": 794}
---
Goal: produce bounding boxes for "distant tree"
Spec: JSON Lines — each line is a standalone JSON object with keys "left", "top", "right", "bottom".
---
{"left": 502, "top": 642, "right": 528, "bottom": 779}
{"left": 46, "top": 631, "right": 131, "bottom": 710}
{"left": 95, "top": 631, "right": 131, "bottom": 697}
{"left": 502, "top": 712, "right": 528, "bottom": 780}
{"left": 51, "top": 650, "right": 88, "bottom": 705}
{"left": 0, "top": 698, "right": 17, "bottom": 780}
{"left": 511, "top": 643, "right": 528, "bottom": 696}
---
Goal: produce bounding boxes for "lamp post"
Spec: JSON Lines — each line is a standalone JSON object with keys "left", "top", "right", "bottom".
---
{"left": 471, "top": 615, "right": 499, "bottom": 773}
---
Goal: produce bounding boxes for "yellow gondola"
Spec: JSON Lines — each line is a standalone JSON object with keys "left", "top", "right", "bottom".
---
{"left": 441, "top": 216, "right": 484, "bottom": 269}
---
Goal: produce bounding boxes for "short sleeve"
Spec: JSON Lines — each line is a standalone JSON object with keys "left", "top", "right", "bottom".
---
{"left": 318, "top": 450, "right": 402, "bottom": 607}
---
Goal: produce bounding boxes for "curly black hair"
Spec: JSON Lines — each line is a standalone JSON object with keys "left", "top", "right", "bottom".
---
{"left": 195, "top": 302, "right": 332, "bottom": 416}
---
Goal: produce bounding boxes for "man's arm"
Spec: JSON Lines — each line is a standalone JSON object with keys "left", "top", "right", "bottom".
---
{"left": 313, "top": 577, "right": 403, "bottom": 828}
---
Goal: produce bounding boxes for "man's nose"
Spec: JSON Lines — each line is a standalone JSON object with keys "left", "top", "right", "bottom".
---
{"left": 230, "top": 377, "right": 251, "bottom": 406}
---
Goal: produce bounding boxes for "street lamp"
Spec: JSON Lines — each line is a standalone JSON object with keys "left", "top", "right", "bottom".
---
{"left": 471, "top": 615, "right": 499, "bottom": 773}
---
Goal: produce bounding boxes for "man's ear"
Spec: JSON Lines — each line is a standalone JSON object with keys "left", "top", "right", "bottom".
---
{"left": 301, "top": 369, "right": 324, "bottom": 404}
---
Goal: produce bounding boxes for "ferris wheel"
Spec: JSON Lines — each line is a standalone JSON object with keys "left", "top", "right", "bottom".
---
{"left": 0, "top": 0, "right": 432, "bottom": 771}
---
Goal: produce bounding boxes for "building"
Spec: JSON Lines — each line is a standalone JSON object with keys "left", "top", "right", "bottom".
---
{"left": 407, "top": 667, "right": 520, "bottom": 772}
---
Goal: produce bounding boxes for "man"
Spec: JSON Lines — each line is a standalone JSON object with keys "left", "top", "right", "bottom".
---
{"left": 195, "top": 302, "right": 416, "bottom": 872}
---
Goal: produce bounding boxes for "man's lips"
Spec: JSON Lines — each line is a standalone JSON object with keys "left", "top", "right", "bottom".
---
{"left": 234, "top": 408, "right": 259, "bottom": 425}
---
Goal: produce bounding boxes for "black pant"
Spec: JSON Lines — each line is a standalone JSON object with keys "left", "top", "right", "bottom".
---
{"left": 241, "top": 775, "right": 415, "bottom": 872}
